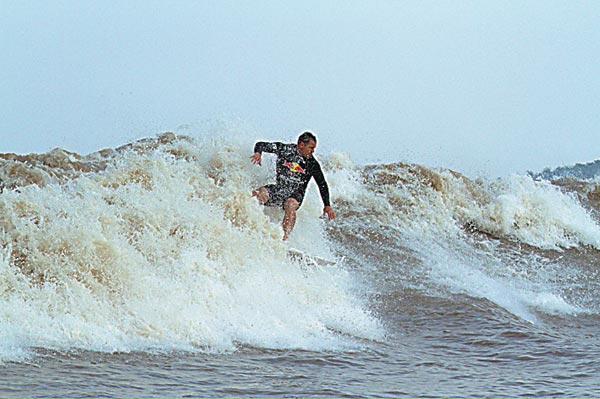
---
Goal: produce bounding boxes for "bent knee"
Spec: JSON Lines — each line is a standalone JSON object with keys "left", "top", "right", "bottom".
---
{"left": 255, "top": 187, "right": 270, "bottom": 204}
{"left": 283, "top": 198, "right": 299, "bottom": 211}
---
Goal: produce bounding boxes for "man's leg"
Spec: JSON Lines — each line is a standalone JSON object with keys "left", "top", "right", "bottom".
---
{"left": 282, "top": 198, "right": 299, "bottom": 241}
{"left": 252, "top": 187, "right": 270, "bottom": 205}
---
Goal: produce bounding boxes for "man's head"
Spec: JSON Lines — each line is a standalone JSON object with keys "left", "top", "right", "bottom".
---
{"left": 297, "top": 131, "right": 317, "bottom": 159}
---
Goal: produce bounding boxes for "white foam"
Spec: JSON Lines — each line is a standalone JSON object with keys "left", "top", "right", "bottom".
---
{"left": 0, "top": 136, "right": 383, "bottom": 363}
{"left": 474, "top": 176, "right": 600, "bottom": 250}
{"left": 360, "top": 164, "right": 600, "bottom": 250}
{"left": 421, "top": 239, "right": 583, "bottom": 324}
{"left": 321, "top": 157, "right": 598, "bottom": 323}
{"left": 313, "top": 156, "right": 599, "bottom": 323}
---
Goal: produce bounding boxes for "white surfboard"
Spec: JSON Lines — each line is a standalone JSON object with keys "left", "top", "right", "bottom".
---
{"left": 287, "top": 247, "right": 337, "bottom": 267}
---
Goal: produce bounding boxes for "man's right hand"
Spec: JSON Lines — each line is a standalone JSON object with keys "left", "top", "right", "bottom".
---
{"left": 250, "top": 152, "right": 262, "bottom": 166}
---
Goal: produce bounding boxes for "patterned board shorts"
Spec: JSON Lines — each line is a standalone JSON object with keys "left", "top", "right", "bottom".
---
{"left": 263, "top": 184, "right": 305, "bottom": 209}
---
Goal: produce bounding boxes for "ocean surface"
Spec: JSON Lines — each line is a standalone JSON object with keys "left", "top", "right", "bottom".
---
{"left": 1, "top": 133, "right": 599, "bottom": 397}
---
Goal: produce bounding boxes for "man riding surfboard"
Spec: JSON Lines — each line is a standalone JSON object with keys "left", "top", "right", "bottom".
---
{"left": 251, "top": 132, "right": 336, "bottom": 240}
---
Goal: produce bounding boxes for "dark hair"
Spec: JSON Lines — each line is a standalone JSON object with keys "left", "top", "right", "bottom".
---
{"left": 297, "top": 131, "right": 317, "bottom": 145}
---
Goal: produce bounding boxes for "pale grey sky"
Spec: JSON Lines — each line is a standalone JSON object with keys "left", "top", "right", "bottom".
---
{"left": 1, "top": 0, "right": 599, "bottom": 176}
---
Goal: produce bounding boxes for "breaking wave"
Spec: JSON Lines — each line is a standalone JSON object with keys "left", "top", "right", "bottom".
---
{"left": 1, "top": 132, "right": 599, "bottom": 363}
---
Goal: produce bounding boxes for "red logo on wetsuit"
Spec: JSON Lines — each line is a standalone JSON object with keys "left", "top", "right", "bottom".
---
{"left": 283, "top": 161, "right": 306, "bottom": 174}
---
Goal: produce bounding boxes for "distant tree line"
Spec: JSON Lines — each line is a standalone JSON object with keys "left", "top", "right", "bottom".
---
{"left": 528, "top": 159, "right": 600, "bottom": 180}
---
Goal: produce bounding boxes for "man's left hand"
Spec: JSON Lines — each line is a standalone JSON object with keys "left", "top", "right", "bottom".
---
{"left": 323, "top": 206, "right": 336, "bottom": 220}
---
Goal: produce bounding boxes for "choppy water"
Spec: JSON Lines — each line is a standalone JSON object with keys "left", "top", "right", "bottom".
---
{"left": 1, "top": 133, "right": 599, "bottom": 397}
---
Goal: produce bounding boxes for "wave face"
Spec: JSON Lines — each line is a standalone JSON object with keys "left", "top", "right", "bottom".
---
{"left": 1, "top": 133, "right": 599, "bottom": 364}
{"left": 0, "top": 133, "right": 382, "bottom": 363}
{"left": 331, "top": 161, "right": 600, "bottom": 326}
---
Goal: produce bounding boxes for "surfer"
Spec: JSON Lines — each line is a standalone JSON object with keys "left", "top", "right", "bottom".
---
{"left": 251, "top": 132, "right": 336, "bottom": 240}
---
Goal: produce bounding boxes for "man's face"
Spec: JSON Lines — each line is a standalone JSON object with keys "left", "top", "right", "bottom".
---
{"left": 298, "top": 140, "right": 316, "bottom": 158}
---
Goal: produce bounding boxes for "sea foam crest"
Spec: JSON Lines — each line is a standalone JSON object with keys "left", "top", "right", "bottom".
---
{"left": 474, "top": 176, "right": 600, "bottom": 250}
{"left": 341, "top": 162, "right": 598, "bottom": 321}
{"left": 357, "top": 163, "right": 600, "bottom": 250}
{"left": 0, "top": 134, "right": 383, "bottom": 363}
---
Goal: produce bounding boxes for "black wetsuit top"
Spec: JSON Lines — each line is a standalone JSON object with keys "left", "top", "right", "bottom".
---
{"left": 254, "top": 141, "right": 331, "bottom": 207}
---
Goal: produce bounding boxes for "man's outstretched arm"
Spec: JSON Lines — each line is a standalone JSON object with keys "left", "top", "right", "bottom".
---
{"left": 250, "top": 152, "right": 262, "bottom": 165}
{"left": 251, "top": 142, "right": 283, "bottom": 166}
